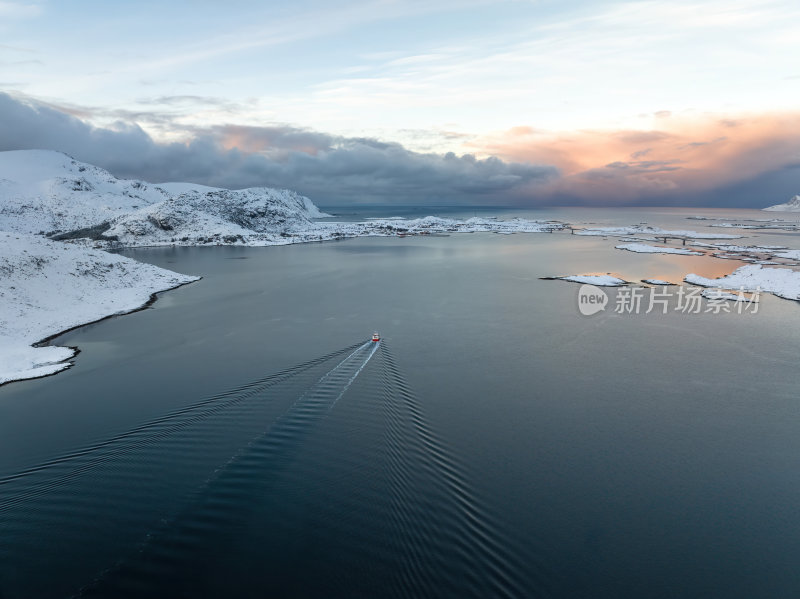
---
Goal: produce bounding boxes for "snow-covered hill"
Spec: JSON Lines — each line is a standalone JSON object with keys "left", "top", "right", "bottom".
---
{"left": 0, "top": 150, "right": 329, "bottom": 244}
{"left": 763, "top": 195, "right": 800, "bottom": 212}
{"left": 0, "top": 150, "right": 169, "bottom": 234}
{"left": 106, "top": 187, "right": 328, "bottom": 246}
{"left": 0, "top": 232, "right": 199, "bottom": 385}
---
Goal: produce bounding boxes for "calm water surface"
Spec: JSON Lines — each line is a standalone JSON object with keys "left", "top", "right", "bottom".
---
{"left": 1, "top": 208, "right": 799, "bottom": 598}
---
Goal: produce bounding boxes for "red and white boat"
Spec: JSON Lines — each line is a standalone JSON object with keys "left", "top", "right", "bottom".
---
{"left": 372, "top": 332, "right": 380, "bottom": 342}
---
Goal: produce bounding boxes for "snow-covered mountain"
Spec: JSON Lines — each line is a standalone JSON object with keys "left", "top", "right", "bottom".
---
{"left": 106, "top": 187, "right": 328, "bottom": 246}
{"left": 0, "top": 150, "right": 169, "bottom": 234}
{"left": 0, "top": 150, "right": 329, "bottom": 244}
{"left": 763, "top": 195, "right": 800, "bottom": 212}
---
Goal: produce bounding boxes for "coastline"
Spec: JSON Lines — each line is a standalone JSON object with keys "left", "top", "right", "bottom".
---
{"left": 0, "top": 232, "right": 201, "bottom": 387}
{"left": 0, "top": 277, "right": 202, "bottom": 388}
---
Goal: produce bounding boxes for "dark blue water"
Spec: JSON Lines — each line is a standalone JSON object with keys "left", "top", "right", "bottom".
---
{"left": 1, "top": 216, "right": 800, "bottom": 598}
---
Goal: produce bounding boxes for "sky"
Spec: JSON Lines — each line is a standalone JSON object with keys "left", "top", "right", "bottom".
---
{"left": 1, "top": 0, "right": 799, "bottom": 206}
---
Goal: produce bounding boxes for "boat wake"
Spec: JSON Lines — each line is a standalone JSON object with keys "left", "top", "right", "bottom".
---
{"left": 1, "top": 335, "right": 553, "bottom": 598}
{"left": 74, "top": 339, "right": 383, "bottom": 597}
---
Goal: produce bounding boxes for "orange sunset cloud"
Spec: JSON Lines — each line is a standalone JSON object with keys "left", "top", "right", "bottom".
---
{"left": 471, "top": 112, "right": 800, "bottom": 204}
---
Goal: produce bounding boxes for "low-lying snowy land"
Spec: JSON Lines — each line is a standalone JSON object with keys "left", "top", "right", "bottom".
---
{"left": 548, "top": 274, "right": 628, "bottom": 286}
{"left": 685, "top": 265, "right": 800, "bottom": 301}
{"left": 573, "top": 224, "right": 741, "bottom": 239}
{"left": 615, "top": 242, "right": 703, "bottom": 256}
{"left": 0, "top": 232, "right": 198, "bottom": 384}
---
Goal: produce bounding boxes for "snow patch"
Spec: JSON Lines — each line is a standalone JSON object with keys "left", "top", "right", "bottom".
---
{"left": 615, "top": 242, "right": 703, "bottom": 255}
{"left": 701, "top": 289, "right": 741, "bottom": 301}
{"left": 574, "top": 224, "right": 741, "bottom": 239}
{"left": 642, "top": 279, "right": 673, "bottom": 285}
{"left": 711, "top": 244, "right": 788, "bottom": 253}
{"left": 685, "top": 265, "right": 800, "bottom": 301}
{"left": 554, "top": 274, "right": 628, "bottom": 286}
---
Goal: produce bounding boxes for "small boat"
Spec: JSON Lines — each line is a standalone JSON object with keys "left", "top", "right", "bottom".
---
{"left": 372, "top": 332, "right": 380, "bottom": 342}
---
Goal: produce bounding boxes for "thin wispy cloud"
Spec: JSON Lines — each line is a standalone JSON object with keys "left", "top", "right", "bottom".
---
{"left": 8, "top": 0, "right": 796, "bottom": 136}
{"left": 0, "top": 1, "right": 41, "bottom": 19}
{"left": 0, "top": 59, "right": 42, "bottom": 67}
{"left": 0, "top": 42, "right": 37, "bottom": 53}
{"left": 284, "top": 0, "right": 800, "bottom": 136}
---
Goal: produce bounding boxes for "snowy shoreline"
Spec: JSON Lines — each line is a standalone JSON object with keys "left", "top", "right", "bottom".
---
{"left": 545, "top": 274, "right": 628, "bottom": 286}
{"left": 23, "top": 278, "right": 199, "bottom": 384}
{"left": 0, "top": 233, "right": 200, "bottom": 387}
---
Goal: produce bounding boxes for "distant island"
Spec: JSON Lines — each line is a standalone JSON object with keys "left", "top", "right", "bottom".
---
{"left": 763, "top": 195, "right": 800, "bottom": 212}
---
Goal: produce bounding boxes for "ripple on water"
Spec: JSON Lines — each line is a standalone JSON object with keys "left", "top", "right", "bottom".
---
{"left": 1, "top": 340, "right": 553, "bottom": 598}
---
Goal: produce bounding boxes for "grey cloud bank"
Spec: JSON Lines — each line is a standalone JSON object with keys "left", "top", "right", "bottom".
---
{"left": 0, "top": 93, "right": 556, "bottom": 206}
{"left": 0, "top": 93, "right": 795, "bottom": 207}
